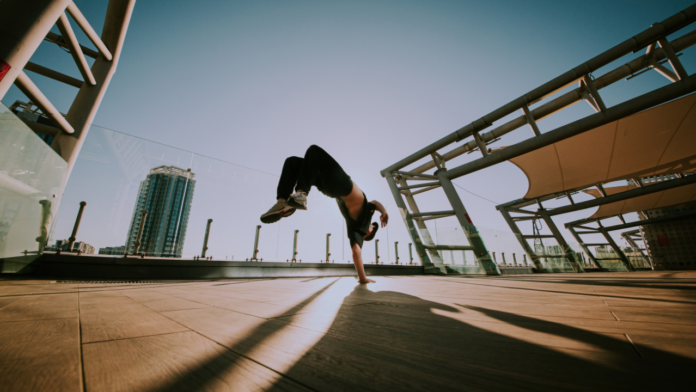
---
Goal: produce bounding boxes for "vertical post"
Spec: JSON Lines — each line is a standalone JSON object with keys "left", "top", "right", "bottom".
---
{"left": 566, "top": 225, "right": 602, "bottom": 269}
{"left": 67, "top": 201, "right": 86, "bottom": 251}
{"left": 394, "top": 241, "right": 400, "bottom": 264}
{"left": 133, "top": 210, "right": 148, "bottom": 255}
{"left": 375, "top": 239, "right": 380, "bottom": 264}
{"left": 386, "top": 175, "right": 441, "bottom": 272}
{"left": 539, "top": 210, "right": 584, "bottom": 273}
{"left": 409, "top": 243, "right": 413, "bottom": 264}
{"left": 201, "top": 219, "right": 213, "bottom": 258}
{"left": 36, "top": 199, "right": 52, "bottom": 254}
{"left": 292, "top": 230, "right": 299, "bottom": 262}
{"left": 252, "top": 225, "right": 261, "bottom": 261}
{"left": 498, "top": 208, "right": 546, "bottom": 271}
{"left": 523, "top": 254, "right": 528, "bottom": 266}
{"left": 599, "top": 228, "right": 634, "bottom": 271}
{"left": 325, "top": 233, "right": 331, "bottom": 262}
{"left": 437, "top": 172, "right": 500, "bottom": 275}
{"left": 512, "top": 253, "right": 517, "bottom": 266}
{"left": 501, "top": 252, "right": 506, "bottom": 265}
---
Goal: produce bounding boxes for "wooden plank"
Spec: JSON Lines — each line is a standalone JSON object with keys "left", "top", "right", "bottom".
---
{"left": 0, "top": 293, "right": 77, "bottom": 322}
{"left": 140, "top": 297, "right": 210, "bottom": 312}
{"left": 163, "top": 306, "right": 671, "bottom": 391}
{"left": 82, "top": 331, "right": 309, "bottom": 391}
{"left": 611, "top": 310, "right": 696, "bottom": 325}
{"left": 79, "top": 296, "right": 189, "bottom": 343}
{"left": 0, "top": 318, "right": 81, "bottom": 391}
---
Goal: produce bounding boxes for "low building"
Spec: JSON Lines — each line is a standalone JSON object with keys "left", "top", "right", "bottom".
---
{"left": 98, "top": 246, "right": 126, "bottom": 255}
{"left": 46, "top": 240, "right": 95, "bottom": 254}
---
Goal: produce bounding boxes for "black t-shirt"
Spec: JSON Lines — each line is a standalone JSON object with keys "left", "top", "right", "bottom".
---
{"left": 336, "top": 193, "right": 376, "bottom": 249}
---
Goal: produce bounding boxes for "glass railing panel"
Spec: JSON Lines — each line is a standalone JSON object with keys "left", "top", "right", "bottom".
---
{"left": 0, "top": 102, "right": 68, "bottom": 269}
{"left": 53, "top": 125, "right": 194, "bottom": 258}
{"left": 53, "top": 126, "right": 367, "bottom": 264}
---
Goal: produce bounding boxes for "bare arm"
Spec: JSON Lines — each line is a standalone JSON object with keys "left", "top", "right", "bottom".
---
{"left": 370, "top": 200, "right": 389, "bottom": 228}
{"left": 351, "top": 243, "right": 375, "bottom": 284}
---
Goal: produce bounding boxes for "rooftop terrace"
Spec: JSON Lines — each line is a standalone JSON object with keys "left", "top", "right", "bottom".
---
{"left": 1, "top": 271, "right": 695, "bottom": 391}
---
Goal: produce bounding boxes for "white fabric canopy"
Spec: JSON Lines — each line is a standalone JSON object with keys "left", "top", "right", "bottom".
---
{"left": 509, "top": 93, "right": 696, "bottom": 199}
{"left": 584, "top": 182, "right": 696, "bottom": 219}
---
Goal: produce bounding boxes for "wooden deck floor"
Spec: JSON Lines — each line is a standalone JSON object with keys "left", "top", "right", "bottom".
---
{"left": 1, "top": 272, "right": 695, "bottom": 391}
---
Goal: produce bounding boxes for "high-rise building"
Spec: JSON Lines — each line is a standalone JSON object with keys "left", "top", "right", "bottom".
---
{"left": 125, "top": 166, "right": 196, "bottom": 257}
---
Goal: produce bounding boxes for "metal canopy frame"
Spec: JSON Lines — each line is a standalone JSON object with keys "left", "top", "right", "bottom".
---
{"left": 380, "top": 5, "right": 696, "bottom": 275}
{"left": 620, "top": 229, "right": 652, "bottom": 269}
{"left": 565, "top": 202, "right": 696, "bottom": 271}
{"left": 500, "top": 174, "right": 696, "bottom": 273}
{"left": 0, "top": 0, "right": 136, "bottom": 181}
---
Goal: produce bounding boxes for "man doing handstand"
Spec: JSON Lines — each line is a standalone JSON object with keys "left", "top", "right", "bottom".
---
{"left": 260, "top": 145, "right": 388, "bottom": 284}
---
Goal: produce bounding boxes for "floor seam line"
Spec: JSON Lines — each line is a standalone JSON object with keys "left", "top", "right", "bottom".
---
{"left": 78, "top": 286, "right": 87, "bottom": 392}
{"left": 82, "top": 330, "right": 190, "bottom": 345}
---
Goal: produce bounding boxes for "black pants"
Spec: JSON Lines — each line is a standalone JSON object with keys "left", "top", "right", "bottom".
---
{"left": 277, "top": 145, "right": 353, "bottom": 200}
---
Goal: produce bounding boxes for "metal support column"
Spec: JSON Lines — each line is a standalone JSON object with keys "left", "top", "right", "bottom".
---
{"left": 498, "top": 208, "right": 546, "bottom": 271}
{"left": 52, "top": 0, "right": 136, "bottom": 180}
{"left": 599, "top": 227, "right": 634, "bottom": 271}
{"left": 385, "top": 175, "right": 441, "bottom": 273}
{"left": 67, "top": 201, "right": 86, "bottom": 251}
{"left": 201, "top": 219, "right": 212, "bottom": 258}
{"left": 37, "top": 199, "right": 52, "bottom": 254}
{"left": 566, "top": 224, "right": 602, "bottom": 269}
{"left": 325, "top": 233, "right": 331, "bottom": 262}
{"left": 375, "top": 239, "right": 380, "bottom": 264}
{"left": 397, "top": 177, "right": 447, "bottom": 270}
{"left": 538, "top": 210, "right": 585, "bottom": 273}
{"left": 291, "top": 230, "right": 299, "bottom": 262}
{"left": 409, "top": 243, "right": 413, "bottom": 264}
{"left": 437, "top": 172, "right": 500, "bottom": 275}
{"left": 251, "top": 225, "right": 261, "bottom": 261}
{"left": 394, "top": 241, "right": 400, "bottom": 264}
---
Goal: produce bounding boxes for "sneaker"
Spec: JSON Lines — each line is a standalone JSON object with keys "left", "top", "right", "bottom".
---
{"left": 287, "top": 191, "right": 308, "bottom": 210}
{"left": 260, "top": 201, "right": 295, "bottom": 224}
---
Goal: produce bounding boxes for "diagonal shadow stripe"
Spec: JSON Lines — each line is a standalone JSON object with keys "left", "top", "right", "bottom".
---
{"left": 153, "top": 278, "right": 342, "bottom": 391}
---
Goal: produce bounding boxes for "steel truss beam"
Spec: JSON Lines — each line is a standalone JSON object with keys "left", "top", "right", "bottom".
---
{"left": 501, "top": 174, "right": 696, "bottom": 272}
{"left": 621, "top": 229, "right": 652, "bottom": 270}
{"left": 386, "top": 166, "right": 499, "bottom": 275}
{"left": 0, "top": 0, "right": 135, "bottom": 182}
{"left": 567, "top": 209, "right": 696, "bottom": 271}
{"left": 380, "top": 6, "right": 696, "bottom": 274}
{"left": 381, "top": 7, "right": 696, "bottom": 177}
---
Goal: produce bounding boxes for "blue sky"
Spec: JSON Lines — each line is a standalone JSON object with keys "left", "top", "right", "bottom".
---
{"left": 4, "top": 0, "right": 695, "bottom": 262}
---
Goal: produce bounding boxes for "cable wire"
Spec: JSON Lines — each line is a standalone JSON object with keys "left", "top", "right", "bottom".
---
{"left": 452, "top": 182, "right": 500, "bottom": 205}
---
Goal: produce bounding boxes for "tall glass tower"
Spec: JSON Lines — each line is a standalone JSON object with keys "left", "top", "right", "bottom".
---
{"left": 125, "top": 166, "right": 196, "bottom": 257}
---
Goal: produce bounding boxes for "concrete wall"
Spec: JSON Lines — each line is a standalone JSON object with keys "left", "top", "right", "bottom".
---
{"left": 27, "top": 253, "right": 424, "bottom": 279}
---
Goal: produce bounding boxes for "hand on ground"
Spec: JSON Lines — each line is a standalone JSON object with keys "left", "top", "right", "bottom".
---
{"left": 358, "top": 278, "right": 376, "bottom": 284}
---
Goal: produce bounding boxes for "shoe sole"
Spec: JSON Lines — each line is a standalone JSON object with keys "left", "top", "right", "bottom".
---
{"left": 287, "top": 198, "right": 307, "bottom": 210}
{"left": 261, "top": 207, "right": 295, "bottom": 224}
{"left": 260, "top": 211, "right": 282, "bottom": 224}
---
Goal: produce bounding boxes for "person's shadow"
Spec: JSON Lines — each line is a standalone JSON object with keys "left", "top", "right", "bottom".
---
{"left": 267, "top": 284, "right": 695, "bottom": 392}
